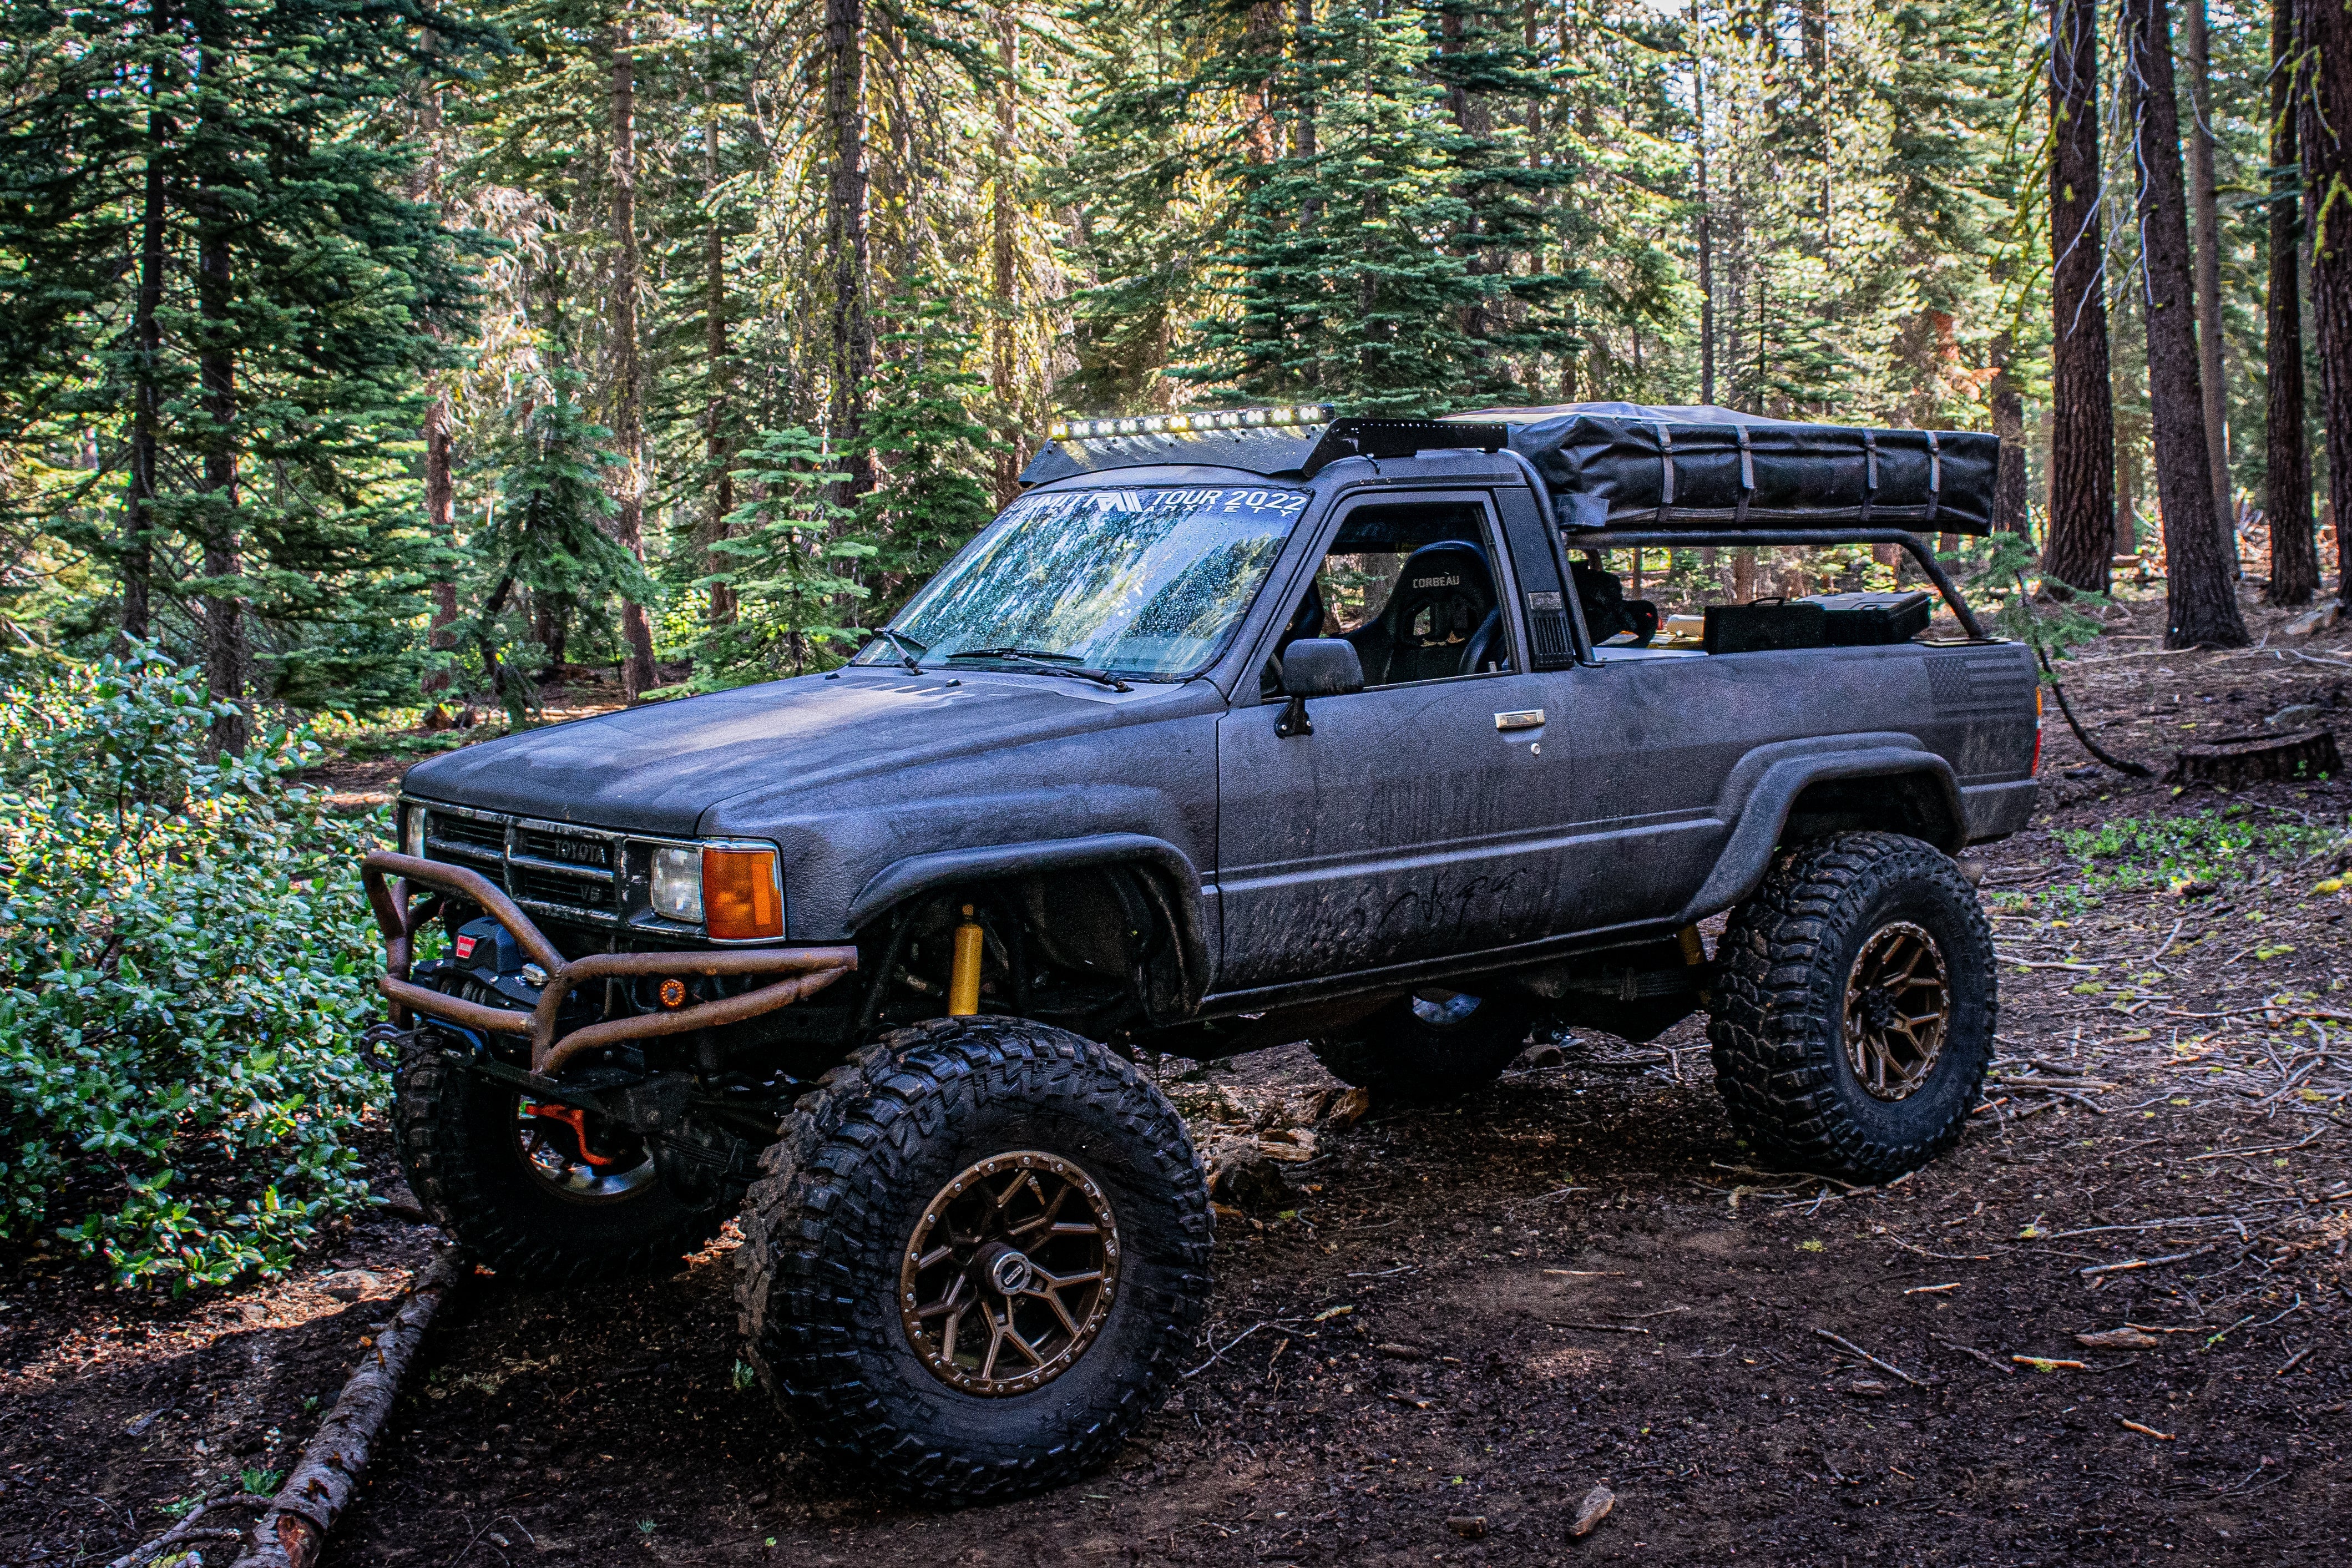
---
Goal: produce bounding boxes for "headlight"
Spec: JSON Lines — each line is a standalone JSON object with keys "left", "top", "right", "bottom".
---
{"left": 651, "top": 846, "right": 704, "bottom": 923}
{"left": 401, "top": 802, "right": 426, "bottom": 859}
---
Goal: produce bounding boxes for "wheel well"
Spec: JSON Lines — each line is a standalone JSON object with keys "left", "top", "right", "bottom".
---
{"left": 1781, "top": 772, "right": 1961, "bottom": 852}
{"left": 852, "top": 862, "right": 1199, "bottom": 1040}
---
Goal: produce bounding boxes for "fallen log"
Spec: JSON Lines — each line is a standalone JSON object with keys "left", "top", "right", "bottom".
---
{"left": 230, "top": 1248, "right": 469, "bottom": 1568}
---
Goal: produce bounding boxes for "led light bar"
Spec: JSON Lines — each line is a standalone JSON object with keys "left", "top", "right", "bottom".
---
{"left": 1046, "top": 404, "right": 1334, "bottom": 442}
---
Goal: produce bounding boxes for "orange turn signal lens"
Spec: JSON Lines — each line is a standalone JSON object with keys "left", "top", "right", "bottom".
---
{"left": 702, "top": 847, "right": 782, "bottom": 941}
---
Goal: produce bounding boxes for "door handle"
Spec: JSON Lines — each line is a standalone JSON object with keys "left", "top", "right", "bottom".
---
{"left": 1494, "top": 709, "right": 1546, "bottom": 732}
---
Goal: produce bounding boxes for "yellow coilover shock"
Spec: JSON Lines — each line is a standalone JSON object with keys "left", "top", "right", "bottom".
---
{"left": 948, "top": 904, "right": 984, "bottom": 1017}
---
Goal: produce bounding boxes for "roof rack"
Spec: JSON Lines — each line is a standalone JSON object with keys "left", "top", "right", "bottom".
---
{"left": 1299, "top": 418, "right": 1507, "bottom": 477}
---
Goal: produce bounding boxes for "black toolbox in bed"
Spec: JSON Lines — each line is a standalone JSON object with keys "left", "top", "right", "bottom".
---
{"left": 1702, "top": 599, "right": 1827, "bottom": 655}
{"left": 1803, "top": 589, "right": 1934, "bottom": 646}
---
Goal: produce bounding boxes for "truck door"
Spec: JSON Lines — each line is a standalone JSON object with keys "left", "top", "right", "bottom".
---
{"left": 1213, "top": 494, "right": 1566, "bottom": 992}
{"left": 1485, "top": 484, "right": 1742, "bottom": 933}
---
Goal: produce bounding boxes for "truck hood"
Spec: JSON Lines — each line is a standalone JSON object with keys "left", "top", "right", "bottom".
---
{"left": 399, "top": 669, "right": 1196, "bottom": 837}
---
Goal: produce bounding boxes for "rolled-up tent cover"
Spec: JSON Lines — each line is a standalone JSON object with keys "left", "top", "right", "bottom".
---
{"left": 1445, "top": 402, "right": 1999, "bottom": 537}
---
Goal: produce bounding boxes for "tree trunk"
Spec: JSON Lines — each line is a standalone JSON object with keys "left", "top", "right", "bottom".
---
{"left": 610, "top": 11, "right": 659, "bottom": 701}
{"left": 825, "top": 0, "right": 874, "bottom": 499}
{"left": 423, "top": 392, "right": 458, "bottom": 688}
{"left": 1296, "top": 0, "right": 1319, "bottom": 225}
{"left": 2123, "top": 0, "right": 2247, "bottom": 647}
{"left": 2302, "top": 0, "right": 2352, "bottom": 599}
{"left": 195, "top": 26, "right": 248, "bottom": 754}
{"left": 989, "top": 6, "right": 1021, "bottom": 509}
{"left": 1241, "top": 0, "right": 1281, "bottom": 166}
{"left": 2268, "top": 0, "right": 2319, "bottom": 605}
{"left": 2182, "top": 0, "right": 2234, "bottom": 561}
{"left": 1693, "top": 0, "right": 1714, "bottom": 406}
{"left": 122, "top": 0, "right": 173, "bottom": 646}
{"left": 700, "top": 49, "right": 736, "bottom": 625}
{"left": 2045, "top": 0, "right": 2116, "bottom": 594}
{"left": 1993, "top": 373, "right": 2030, "bottom": 535}
{"left": 1440, "top": 6, "right": 1496, "bottom": 351}
{"left": 415, "top": 78, "right": 458, "bottom": 696}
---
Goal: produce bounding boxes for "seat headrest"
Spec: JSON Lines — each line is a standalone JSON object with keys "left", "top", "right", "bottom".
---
{"left": 1384, "top": 541, "right": 1495, "bottom": 636}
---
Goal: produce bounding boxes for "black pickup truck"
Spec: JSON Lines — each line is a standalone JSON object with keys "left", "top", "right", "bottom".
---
{"left": 371, "top": 402, "right": 2038, "bottom": 1504}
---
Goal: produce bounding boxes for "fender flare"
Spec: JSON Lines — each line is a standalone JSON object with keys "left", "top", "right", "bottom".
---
{"left": 844, "top": 832, "right": 1215, "bottom": 1008}
{"left": 1678, "top": 743, "right": 1965, "bottom": 924}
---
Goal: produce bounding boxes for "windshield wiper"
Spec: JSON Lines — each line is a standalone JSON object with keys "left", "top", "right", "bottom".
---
{"left": 870, "top": 626, "right": 927, "bottom": 672}
{"left": 945, "top": 647, "right": 1131, "bottom": 692}
{"left": 946, "top": 645, "right": 1078, "bottom": 662}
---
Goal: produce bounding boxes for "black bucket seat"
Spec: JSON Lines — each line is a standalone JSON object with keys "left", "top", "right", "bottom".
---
{"left": 1348, "top": 540, "right": 1503, "bottom": 685}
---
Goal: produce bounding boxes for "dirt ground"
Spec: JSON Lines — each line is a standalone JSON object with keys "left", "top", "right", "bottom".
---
{"left": 7, "top": 584, "right": 2351, "bottom": 1567}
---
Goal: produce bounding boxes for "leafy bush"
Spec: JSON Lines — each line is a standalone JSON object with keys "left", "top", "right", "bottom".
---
{"left": 0, "top": 648, "right": 387, "bottom": 1291}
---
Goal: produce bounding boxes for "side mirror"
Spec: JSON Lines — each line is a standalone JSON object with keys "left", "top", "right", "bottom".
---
{"left": 1276, "top": 638, "right": 1363, "bottom": 737}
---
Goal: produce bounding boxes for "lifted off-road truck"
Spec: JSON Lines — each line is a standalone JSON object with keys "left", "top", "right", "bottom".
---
{"left": 372, "top": 402, "right": 2037, "bottom": 1504}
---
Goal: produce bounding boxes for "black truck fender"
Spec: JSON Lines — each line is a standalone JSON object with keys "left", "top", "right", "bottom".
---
{"left": 844, "top": 832, "right": 1216, "bottom": 1011}
{"left": 1677, "top": 736, "right": 1964, "bottom": 925}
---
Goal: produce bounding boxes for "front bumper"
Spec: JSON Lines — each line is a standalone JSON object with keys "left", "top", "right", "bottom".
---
{"left": 362, "top": 851, "right": 857, "bottom": 1082}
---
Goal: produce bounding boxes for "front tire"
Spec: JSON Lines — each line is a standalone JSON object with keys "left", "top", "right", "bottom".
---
{"left": 393, "top": 1033, "right": 727, "bottom": 1286}
{"left": 735, "top": 1018, "right": 1212, "bottom": 1506}
{"left": 1708, "top": 831, "right": 1995, "bottom": 1182}
{"left": 1309, "top": 987, "right": 1536, "bottom": 1105}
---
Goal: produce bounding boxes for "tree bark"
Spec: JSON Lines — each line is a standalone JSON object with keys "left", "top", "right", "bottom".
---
{"left": 229, "top": 1251, "right": 469, "bottom": 1568}
{"left": 2268, "top": 0, "right": 2319, "bottom": 605}
{"left": 1993, "top": 372, "right": 2030, "bottom": 535}
{"left": 2045, "top": 0, "right": 2116, "bottom": 594}
{"left": 423, "top": 392, "right": 458, "bottom": 688}
{"left": 2301, "top": 0, "right": 2352, "bottom": 599}
{"left": 1296, "top": 0, "right": 1320, "bottom": 225}
{"left": 825, "top": 0, "right": 874, "bottom": 499}
{"left": 1440, "top": 4, "right": 1496, "bottom": 350}
{"left": 989, "top": 6, "right": 1021, "bottom": 509}
{"left": 1695, "top": 2, "right": 1714, "bottom": 409}
{"left": 2182, "top": 0, "right": 2235, "bottom": 560}
{"left": 122, "top": 0, "right": 173, "bottom": 647}
{"left": 415, "top": 79, "right": 459, "bottom": 696}
{"left": 609, "top": 9, "right": 658, "bottom": 701}
{"left": 700, "top": 43, "right": 736, "bottom": 625}
{"left": 195, "top": 23, "right": 248, "bottom": 753}
{"left": 2123, "top": 0, "right": 2248, "bottom": 647}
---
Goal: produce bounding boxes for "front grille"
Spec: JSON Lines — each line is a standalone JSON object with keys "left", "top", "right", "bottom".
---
{"left": 413, "top": 803, "right": 626, "bottom": 926}
{"left": 437, "top": 815, "right": 505, "bottom": 853}
{"left": 517, "top": 826, "right": 614, "bottom": 871}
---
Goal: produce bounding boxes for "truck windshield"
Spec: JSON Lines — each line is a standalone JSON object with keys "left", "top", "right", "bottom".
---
{"left": 857, "top": 484, "right": 1309, "bottom": 678}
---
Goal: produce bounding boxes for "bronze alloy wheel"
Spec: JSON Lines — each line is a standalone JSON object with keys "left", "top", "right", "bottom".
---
{"left": 1842, "top": 920, "right": 1952, "bottom": 1101}
{"left": 899, "top": 1150, "right": 1120, "bottom": 1397}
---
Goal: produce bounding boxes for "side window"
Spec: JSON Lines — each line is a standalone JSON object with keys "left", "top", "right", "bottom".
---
{"left": 1263, "top": 502, "right": 1514, "bottom": 693}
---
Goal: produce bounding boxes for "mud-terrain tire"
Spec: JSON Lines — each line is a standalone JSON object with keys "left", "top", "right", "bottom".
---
{"left": 735, "top": 1017, "right": 1212, "bottom": 1506}
{"left": 1309, "top": 988, "right": 1536, "bottom": 1105}
{"left": 393, "top": 1033, "right": 726, "bottom": 1286}
{"left": 1708, "top": 831, "right": 1995, "bottom": 1183}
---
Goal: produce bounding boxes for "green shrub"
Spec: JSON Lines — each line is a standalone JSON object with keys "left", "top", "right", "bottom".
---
{"left": 2004, "top": 805, "right": 2349, "bottom": 918}
{"left": 0, "top": 648, "right": 387, "bottom": 1291}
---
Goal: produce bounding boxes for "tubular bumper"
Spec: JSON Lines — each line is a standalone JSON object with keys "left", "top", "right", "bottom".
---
{"left": 362, "top": 851, "right": 858, "bottom": 1081}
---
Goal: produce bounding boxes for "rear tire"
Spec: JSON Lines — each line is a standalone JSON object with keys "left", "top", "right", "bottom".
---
{"left": 393, "top": 1032, "right": 726, "bottom": 1286}
{"left": 1309, "top": 987, "right": 1536, "bottom": 1105}
{"left": 1707, "top": 831, "right": 1995, "bottom": 1182}
{"left": 735, "top": 1017, "right": 1212, "bottom": 1506}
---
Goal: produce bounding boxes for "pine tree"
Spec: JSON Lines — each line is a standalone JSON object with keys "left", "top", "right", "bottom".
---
{"left": 0, "top": 0, "right": 488, "bottom": 723}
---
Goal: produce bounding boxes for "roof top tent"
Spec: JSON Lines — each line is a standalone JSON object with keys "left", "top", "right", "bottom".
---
{"left": 1016, "top": 401, "right": 2002, "bottom": 639}
{"left": 1440, "top": 402, "right": 1998, "bottom": 536}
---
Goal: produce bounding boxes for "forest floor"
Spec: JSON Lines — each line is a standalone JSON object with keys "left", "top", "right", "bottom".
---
{"left": 6, "top": 583, "right": 2352, "bottom": 1567}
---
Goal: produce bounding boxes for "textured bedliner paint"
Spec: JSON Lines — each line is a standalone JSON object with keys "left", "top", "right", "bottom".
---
{"left": 396, "top": 444, "right": 2037, "bottom": 1023}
